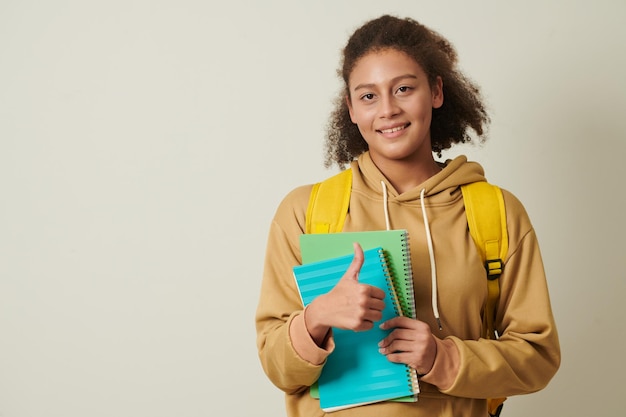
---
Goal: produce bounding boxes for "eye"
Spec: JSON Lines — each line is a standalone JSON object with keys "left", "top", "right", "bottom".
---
{"left": 360, "top": 93, "right": 375, "bottom": 101}
{"left": 396, "top": 86, "right": 413, "bottom": 94}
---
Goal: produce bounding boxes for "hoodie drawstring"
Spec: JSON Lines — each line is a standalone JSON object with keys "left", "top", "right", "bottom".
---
{"left": 380, "top": 181, "right": 442, "bottom": 329}
{"left": 381, "top": 181, "right": 391, "bottom": 231}
{"left": 420, "top": 188, "right": 442, "bottom": 330}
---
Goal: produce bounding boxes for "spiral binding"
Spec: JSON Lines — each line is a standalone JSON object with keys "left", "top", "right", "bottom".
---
{"left": 377, "top": 248, "right": 402, "bottom": 317}
{"left": 379, "top": 244, "right": 420, "bottom": 399}
{"left": 400, "top": 231, "right": 417, "bottom": 319}
{"left": 406, "top": 365, "right": 420, "bottom": 397}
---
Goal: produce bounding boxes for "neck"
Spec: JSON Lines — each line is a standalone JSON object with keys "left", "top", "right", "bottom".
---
{"left": 370, "top": 155, "right": 441, "bottom": 194}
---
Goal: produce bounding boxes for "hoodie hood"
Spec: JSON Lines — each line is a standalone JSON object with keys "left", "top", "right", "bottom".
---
{"left": 350, "top": 151, "right": 488, "bottom": 330}
{"left": 354, "top": 152, "right": 487, "bottom": 203}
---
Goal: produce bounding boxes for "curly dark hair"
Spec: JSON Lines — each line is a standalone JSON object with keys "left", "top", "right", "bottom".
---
{"left": 325, "top": 15, "right": 490, "bottom": 168}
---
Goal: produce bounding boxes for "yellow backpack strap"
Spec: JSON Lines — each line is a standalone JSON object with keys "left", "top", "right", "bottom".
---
{"left": 461, "top": 182, "right": 509, "bottom": 417}
{"left": 461, "top": 181, "right": 508, "bottom": 340}
{"left": 305, "top": 168, "right": 352, "bottom": 234}
{"left": 488, "top": 398, "right": 506, "bottom": 417}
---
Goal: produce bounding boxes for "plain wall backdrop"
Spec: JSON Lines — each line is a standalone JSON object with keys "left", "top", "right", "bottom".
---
{"left": 1, "top": 1, "right": 624, "bottom": 416}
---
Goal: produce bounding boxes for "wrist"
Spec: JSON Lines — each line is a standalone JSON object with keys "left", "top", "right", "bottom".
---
{"left": 303, "top": 303, "right": 331, "bottom": 346}
{"left": 420, "top": 337, "right": 460, "bottom": 391}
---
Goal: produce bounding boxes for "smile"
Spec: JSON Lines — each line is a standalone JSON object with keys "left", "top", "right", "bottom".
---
{"left": 378, "top": 124, "right": 409, "bottom": 134}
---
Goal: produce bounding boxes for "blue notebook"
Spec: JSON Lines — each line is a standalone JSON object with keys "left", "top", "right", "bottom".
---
{"left": 293, "top": 247, "right": 418, "bottom": 411}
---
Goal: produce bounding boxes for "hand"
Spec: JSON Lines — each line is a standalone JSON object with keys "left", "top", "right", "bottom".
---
{"left": 305, "top": 243, "right": 387, "bottom": 344}
{"left": 378, "top": 316, "right": 437, "bottom": 375}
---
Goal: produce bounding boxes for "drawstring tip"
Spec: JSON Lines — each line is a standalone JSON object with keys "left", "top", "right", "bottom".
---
{"left": 436, "top": 317, "right": 443, "bottom": 331}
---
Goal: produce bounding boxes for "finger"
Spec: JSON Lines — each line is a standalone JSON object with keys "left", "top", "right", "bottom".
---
{"left": 365, "top": 310, "right": 384, "bottom": 324}
{"left": 378, "top": 322, "right": 424, "bottom": 347}
{"left": 379, "top": 326, "right": 433, "bottom": 350}
{"left": 343, "top": 242, "right": 364, "bottom": 281}
{"left": 383, "top": 328, "right": 418, "bottom": 342}
{"left": 355, "top": 313, "right": 385, "bottom": 331}
{"left": 354, "top": 320, "right": 375, "bottom": 332}
{"left": 380, "top": 315, "right": 428, "bottom": 330}
{"left": 379, "top": 338, "right": 414, "bottom": 354}
{"left": 367, "top": 297, "right": 386, "bottom": 312}
{"left": 382, "top": 342, "right": 436, "bottom": 375}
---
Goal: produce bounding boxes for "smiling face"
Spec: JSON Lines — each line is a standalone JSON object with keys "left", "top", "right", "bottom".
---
{"left": 346, "top": 48, "right": 443, "bottom": 168}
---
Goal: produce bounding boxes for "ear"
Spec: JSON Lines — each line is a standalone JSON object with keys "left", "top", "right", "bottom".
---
{"left": 432, "top": 76, "right": 444, "bottom": 109}
{"left": 346, "top": 95, "right": 357, "bottom": 123}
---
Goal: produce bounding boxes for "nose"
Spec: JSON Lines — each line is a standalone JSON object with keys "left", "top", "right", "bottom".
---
{"left": 379, "top": 94, "right": 400, "bottom": 118}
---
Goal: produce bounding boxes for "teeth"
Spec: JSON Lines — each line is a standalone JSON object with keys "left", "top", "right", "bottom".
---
{"left": 380, "top": 126, "right": 405, "bottom": 134}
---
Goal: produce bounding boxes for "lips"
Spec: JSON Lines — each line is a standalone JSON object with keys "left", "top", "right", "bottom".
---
{"left": 378, "top": 123, "right": 410, "bottom": 134}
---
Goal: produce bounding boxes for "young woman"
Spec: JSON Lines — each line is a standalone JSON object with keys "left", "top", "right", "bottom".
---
{"left": 256, "top": 15, "right": 560, "bottom": 417}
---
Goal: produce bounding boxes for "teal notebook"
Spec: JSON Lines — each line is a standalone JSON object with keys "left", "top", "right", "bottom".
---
{"left": 293, "top": 246, "right": 418, "bottom": 411}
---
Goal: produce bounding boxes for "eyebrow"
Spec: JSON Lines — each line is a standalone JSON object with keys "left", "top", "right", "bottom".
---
{"left": 353, "top": 74, "right": 419, "bottom": 92}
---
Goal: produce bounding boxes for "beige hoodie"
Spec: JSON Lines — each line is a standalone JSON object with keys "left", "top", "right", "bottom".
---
{"left": 256, "top": 152, "right": 560, "bottom": 417}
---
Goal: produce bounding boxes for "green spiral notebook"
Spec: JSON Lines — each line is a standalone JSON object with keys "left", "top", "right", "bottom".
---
{"left": 293, "top": 246, "right": 418, "bottom": 411}
{"left": 300, "top": 230, "right": 416, "bottom": 319}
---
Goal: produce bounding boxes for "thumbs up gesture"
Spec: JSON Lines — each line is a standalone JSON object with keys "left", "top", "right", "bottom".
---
{"left": 304, "top": 243, "right": 387, "bottom": 344}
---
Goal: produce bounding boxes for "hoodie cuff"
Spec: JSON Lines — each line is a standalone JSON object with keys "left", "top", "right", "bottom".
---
{"left": 420, "top": 337, "right": 460, "bottom": 391}
{"left": 289, "top": 310, "right": 335, "bottom": 365}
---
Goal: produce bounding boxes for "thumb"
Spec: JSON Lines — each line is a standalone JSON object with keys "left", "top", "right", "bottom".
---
{"left": 343, "top": 242, "right": 364, "bottom": 281}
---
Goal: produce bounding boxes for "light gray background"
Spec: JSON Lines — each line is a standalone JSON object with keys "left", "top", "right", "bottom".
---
{"left": 1, "top": 1, "right": 624, "bottom": 416}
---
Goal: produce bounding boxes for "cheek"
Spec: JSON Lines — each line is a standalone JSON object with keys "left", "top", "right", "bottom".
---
{"left": 347, "top": 97, "right": 361, "bottom": 124}
{"left": 350, "top": 105, "right": 374, "bottom": 126}
{"left": 412, "top": 102, "right": 434, "bottom": 123}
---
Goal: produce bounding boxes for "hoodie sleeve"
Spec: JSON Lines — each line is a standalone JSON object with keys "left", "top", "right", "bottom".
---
{"left": 434, "top": 191, "right": 561, "bottom": 399}
{"left": 255, "top": 185, "right": 334, "bottom": 394}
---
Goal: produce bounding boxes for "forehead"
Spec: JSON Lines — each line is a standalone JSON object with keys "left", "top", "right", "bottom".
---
{"left": 348, "top": 48, "right": 427, "bottom": 88}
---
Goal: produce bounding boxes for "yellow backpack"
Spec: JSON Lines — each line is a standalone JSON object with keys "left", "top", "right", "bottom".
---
{"left": 305, "top": 168, "right": 508, "bottom": 417}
